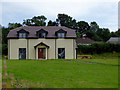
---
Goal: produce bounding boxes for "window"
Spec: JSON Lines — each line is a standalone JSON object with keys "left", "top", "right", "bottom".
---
{"left": 19, "top": 48, "right": 26, "bottom": 59}
{"left": 39, "top": 33, "right": 46, "bottom": 38}
{"left": 58, "top": 48, "right": 65, "bottom": 59}
{"left": 57, "top": 33, "right": 65, "bottom": 38}
{"left": 19, "top": 33, "right": 26, "bottom": 38}
{"left": 41, "top": 33, "right": 46, "bottom": 38}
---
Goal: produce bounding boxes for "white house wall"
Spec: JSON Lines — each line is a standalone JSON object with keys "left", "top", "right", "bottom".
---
{"left": 8, "top": 38, "right": 76, "bottom": 59}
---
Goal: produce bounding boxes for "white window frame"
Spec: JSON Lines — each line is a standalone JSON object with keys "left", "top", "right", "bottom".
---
{"left": 58, "top": 33, "right": 65, "bottom": 38}
{"left": 19, "top": 33, "right": 26, "bottom": 38}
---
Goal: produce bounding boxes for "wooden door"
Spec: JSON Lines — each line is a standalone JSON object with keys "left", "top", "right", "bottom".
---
{"left": 38, "top": 48, "right": 44, "bottom": 59}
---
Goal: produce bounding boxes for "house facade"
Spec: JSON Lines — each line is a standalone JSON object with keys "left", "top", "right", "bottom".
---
{"left": 7, "top": 26, "right": 77, "bottom": 59}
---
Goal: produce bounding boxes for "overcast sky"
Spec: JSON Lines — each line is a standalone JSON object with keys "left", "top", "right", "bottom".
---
{"left": 1, "top": 0, "right": 119, "bottom": 32}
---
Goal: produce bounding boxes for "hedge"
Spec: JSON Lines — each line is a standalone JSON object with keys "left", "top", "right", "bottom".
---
{"left": 2, "top": 44, "right": 8, "bottom": 55}
{"left": 77, "top": 43, "right": 120, "bottom": 54}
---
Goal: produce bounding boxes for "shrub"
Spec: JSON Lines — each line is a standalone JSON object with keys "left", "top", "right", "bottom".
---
{"left": 2, "top": 44, "right": 8, "bottom": 55}
{"left": 77, "top": 43, "right": 120, "bottom": 54}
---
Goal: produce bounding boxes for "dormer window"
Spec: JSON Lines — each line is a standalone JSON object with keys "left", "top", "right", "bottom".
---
{"left": 36, "top": 29, "right": 48, "bottom": 38}
{"left": 39, "top": 33, "right": 46, "bottom": 38}
{"left": 19, "top": 33, "right": 26, "bottom": 38}
{"left": 17, "top": 29, "right": 29, "bottom": 39}
{"left": 55, "top": 29, "right": 67, "bottom": 38}
{"left": 58, "top": 33, "right": 65, "bottom": 38}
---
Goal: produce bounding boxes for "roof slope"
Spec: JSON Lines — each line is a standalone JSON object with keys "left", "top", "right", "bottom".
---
{"left": 7, "top": 26, "right": 76, "bottom": 39}
{"left": 76, "top": 37, "right": 95, "bottom": 44}
{"left": 76, "top": 37, "right": 104, "bottom": 44}
{"left": 107, "top": 37, "right": 120, "bottom": 43}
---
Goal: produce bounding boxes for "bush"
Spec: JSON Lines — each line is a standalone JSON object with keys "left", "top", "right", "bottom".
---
{"left": 2, "top": 44, "right": 8, "bottom": 55}
{"left": 77, "top": 43, "right": 120, "bottom": 54}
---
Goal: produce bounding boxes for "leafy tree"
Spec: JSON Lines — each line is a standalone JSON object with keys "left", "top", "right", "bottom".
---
{"left": 56, "top": 14, "right": 77, "bottom": 29}
{"left": 76, "top": 32, "right": 81, "bottom": 38}
{"left": 2, "top": 23, "right": 22, "bottom": 44}
{"left": 110, "top": 32, "right": 118, "bottom": 37}
{"left": 23, "top": 16, "right": 47, "bottom": 26}
{"left": 47, "top": 20, "right": 58, "bottom": 26}
{"left": 77, "top": 21, "right": 90, "bottom": 37}
{"left": 90, "top": 21, "right": 99, "bottom": 32}
{"left": 115, "top": 29, "right": 120, "bottom": 37}
{"left": 85, "top": 30, "right": 102, "bottom": 41}
{"left": 97, "top": 28, "right": 111, "bottom": 41}
{"left": 2, "top": 27, "right": 9, "bottom": 44}
{"left": 8, "top": 23, "right": 22, "bottom": 29}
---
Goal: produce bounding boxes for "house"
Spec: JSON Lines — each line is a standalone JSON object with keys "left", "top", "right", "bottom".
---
{"left": 76, "top": 37, "right": 103, "bottom": 45}
{"left": 107, "top": 37, "right": 120, "bottom": 43}
{"left": 7, "top": 26, "right": 77, "bottom": 59}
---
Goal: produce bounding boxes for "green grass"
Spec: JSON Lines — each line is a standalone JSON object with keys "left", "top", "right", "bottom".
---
{"left": 2, "top": 59, "right": 118, "bottom": 88}
{"left": 66, "top": 59, "right": 119, "bottom": 66}
{"left": 77, "top": 52, "right": 120, "bottom": 59}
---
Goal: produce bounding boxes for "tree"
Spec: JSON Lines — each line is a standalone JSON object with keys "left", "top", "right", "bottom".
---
{"left": 23, "top": 15, "right": 47, "bottom": 26}
{"left": 90, "top": 21, "right": 99, "bottom": 32}
{"left": 47, "top": 20, "right": 58, "bottom": 26}
{"left": 8, "top": 23, "right": 22, "bottom": 29}
{"left": 2, "top": 27, "right": 9, "bottom": 44}
{"left": 115, "top": 29, "right": 120, "bottom": 37}
{"left": 85, "top": 30, "right": 103, "bottom": 41}
{"left": 56, "top": 14, "right": 77, "bottom": 29}
{"left": 110, "top": 32, "right": 118, "bottom": 37}
{"left": 96, "top": 28, "right": 110, "bottom": 41}
{"left": 2, "top": 23, "right": 22, "bottom": 44}
{"left": 77, "top": 21, "right": 90, "bottom": 37}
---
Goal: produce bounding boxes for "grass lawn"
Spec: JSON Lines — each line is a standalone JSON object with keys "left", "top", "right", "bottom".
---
{"left": 2, "top": 59, "right": 118, "bottom": 88}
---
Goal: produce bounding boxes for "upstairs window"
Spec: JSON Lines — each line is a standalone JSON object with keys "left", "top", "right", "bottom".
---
{"left": 17, "top": 29, "right": 29, "bottom": 39}
{"left": 39, "top": 33, "right": 46, "bottom": 38}
{"left": 55, "top": 29, "right": 67, "bottom": 38}
{"left": 37, "top": 29, "right": 48, "bottom": 38}
{"left": 19, "top": 33, "right": 26, "bottom": 38}
{"left": 58, "top": 33, "right": 65, "bottom": 38}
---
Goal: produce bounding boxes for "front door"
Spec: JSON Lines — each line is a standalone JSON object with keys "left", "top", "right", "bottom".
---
{"left": 38, "top": 48, "right": 45, "bottom": 59}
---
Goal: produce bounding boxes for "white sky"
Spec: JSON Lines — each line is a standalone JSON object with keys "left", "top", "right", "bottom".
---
{"left": 1, "top": 0, "right": 119, "bottom": 32}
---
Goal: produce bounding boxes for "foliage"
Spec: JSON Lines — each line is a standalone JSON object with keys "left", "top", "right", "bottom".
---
{"left": 8, "top": 23, "right": 22, "bottom": 29}
{"left": 2, "top": 44, "right": 8, "bottom": 55}
{"left": 56, "top": 14, "right": 77, "bottom": 29}
{"left": 77, "top": 21, "right": 90, "bottom": 36}
{"left": 23, "top": 16, "right": 47, "bottom": 26}
{"left": 77, "top": 43, "right": 120, "bottom": 54}
{"left": 47, "top": 20, "right": 58, "bottom": 26}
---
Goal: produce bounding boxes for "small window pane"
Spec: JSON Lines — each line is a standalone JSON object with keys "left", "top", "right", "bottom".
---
{"left": 19, "top": 33, "right": 22, "bottom": 38}
{"left": 19, "top": 33, "right": 26, "bottom": 38}
{"left": 58, "top": 33, "right": 61, "bottom": 38}
{"left": 42, "top": 33, "right": 46, "bottom": 38}
{"left": 58, "top": 33, "right": 65, "bottom": 38}
{"left": 61, "top": 33, "right": 65, "bottom": 38}
{"left": 23, "top": 33, "right": 26, "bottom": 38}
{"left": 39, "top": 33, "right": 46, "bottom": 38}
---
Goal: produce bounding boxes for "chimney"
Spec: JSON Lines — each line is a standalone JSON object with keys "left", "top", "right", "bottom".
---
{"left": 82, "top": 34, "right": 86, "bottom": 39}
{"left": 82, "top": 36, "right": 85, "bottom": 39}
